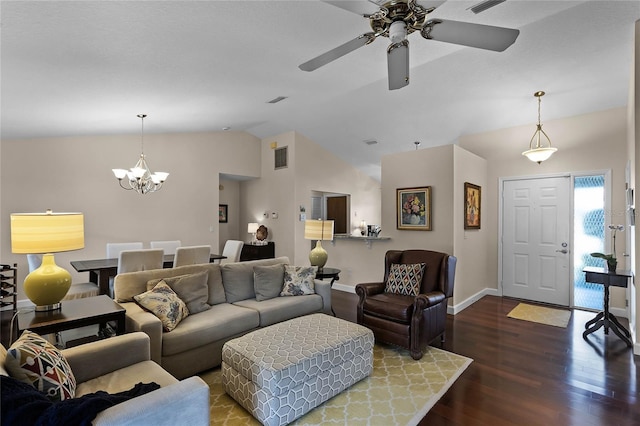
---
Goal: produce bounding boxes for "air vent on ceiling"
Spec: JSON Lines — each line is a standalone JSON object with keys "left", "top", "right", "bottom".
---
{"left": 363, "top": 139, "right": 378, "bottom": 146}
{"left": 274, "top": 146, "right": 288, "bottom": 170}
{"left": 469, "top": 0, "right": 506, "bottom": 14}
{"left": 267, "top": 96, "right": 288, "bottom": 104}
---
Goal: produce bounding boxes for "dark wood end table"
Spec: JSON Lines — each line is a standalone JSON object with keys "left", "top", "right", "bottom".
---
{"left": 316, "top": 267, "right": 340, "bottom": 316}
{"left": 316, "top": 267, "right": 341, "bottom": 286}
{"left": 582, "top": 266, "right": 632, "bottom": 347}
{"left": 17, "top": 295, "right": 125, "bottom": 339}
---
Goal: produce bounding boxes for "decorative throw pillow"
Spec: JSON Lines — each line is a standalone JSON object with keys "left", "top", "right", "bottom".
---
{"left": 134, "top": 280, "right": 189, "bottom": 332}
{"left": 147, "top": 271, "right": 210, "bottom": 314}
{"left": 385, "top": 263, "right": 426, "bottom": 296}
{"left": 280, "top": 265, "right": 317, "bottom": 296}
{"left": 253, "top": 264, "right": 285, "bottom": 301}
{"left": 4, "top": 330, "right": 76, "bottom": 402}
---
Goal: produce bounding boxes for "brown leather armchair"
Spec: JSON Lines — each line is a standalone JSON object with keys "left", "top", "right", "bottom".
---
{"left": 355, "top": 249, "right": 456, "bottom": 360}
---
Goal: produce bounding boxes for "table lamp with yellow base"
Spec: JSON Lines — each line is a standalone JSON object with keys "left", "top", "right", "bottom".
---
{"left": 304, "top": 219, "right": 334, "bottom": 271}
{"left": 10, "top": 210, "right": 84, "bottom": 311}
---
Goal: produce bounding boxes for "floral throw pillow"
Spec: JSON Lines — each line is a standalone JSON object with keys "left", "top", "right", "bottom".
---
{"left": 134, "top": 280, "right": 189, "bottom": 332}
{"left": 280, "top": 265, "right": 318, "bottom": 296}
{"left": 384, "top": 263, "right": 426, "bottom": 296}
{"left": 4, "top": 330, "right": 76, "bottom": 402}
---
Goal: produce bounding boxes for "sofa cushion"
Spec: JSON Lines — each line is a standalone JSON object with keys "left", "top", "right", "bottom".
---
{"left": 160, "top": 304, "right": 260, "bottom": 357}
{"left": 253, "top": 264, "right": 285, "bottom": 301}
{"left": 221, "top": 257, "right": 289, "bottom": 303}
{"left": 221, "top": 262, "right": 257, "bottom": 303}
{"left": 280, "top": 265, "right": 317, "bottom": 296}
{"left": 1, "top": 374, "right": 160, "bottom": 426}
{"left": 4, "top": 330, "right": 76, "bottom": 402}
{"left": 234, "top": 295, "right": 323, "bottom": 327}
{"left": 114, "top": 263, "right": 226, "bottom": 306}
{"left": 75, "top": 360, "right": 177, "bottom": 396}
{"left": 384, "top": 263, "right": 426, "bottom": 296}
{"left": 147, "top": 271, "right": 210, "bottom": 314}
{"left": 134, "top": 281, "right": 189, "bottom": 332}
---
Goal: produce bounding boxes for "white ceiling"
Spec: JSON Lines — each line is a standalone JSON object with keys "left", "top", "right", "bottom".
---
{"left": 2, "top": 1, "right": 639, "bottom": 180}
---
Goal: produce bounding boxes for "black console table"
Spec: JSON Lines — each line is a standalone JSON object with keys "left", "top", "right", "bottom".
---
{"left": 240, "top": 242, "right": 275, "bottom": 261}
{"left": 582, "top": 266, "right": 632, "bottom": 347}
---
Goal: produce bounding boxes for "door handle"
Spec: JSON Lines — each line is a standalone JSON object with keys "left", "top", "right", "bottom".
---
{"left": 555, "top": 249, "right": 568, "bottom": 254}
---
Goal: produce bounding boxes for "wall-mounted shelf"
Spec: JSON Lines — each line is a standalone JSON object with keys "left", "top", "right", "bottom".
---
{"left": 332, "top": 235, "right": 391, "bottom": 249}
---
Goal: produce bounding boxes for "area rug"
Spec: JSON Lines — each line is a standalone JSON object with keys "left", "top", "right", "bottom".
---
{"left": 200, "top": 344, "right": 472, "bottom": 426}
{"left": 507, "top": 303, "right": 572, "bottom": 328}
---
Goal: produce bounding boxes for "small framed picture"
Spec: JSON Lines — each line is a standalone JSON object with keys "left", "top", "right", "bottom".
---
{"left": 397, "top": 186, "right": 432, "bottom": 230}
{"left": 464, "top": 182, "right": 481, "bottom": 229}
{"left": 219, "top": 204, "right": 228, "bottom": 223}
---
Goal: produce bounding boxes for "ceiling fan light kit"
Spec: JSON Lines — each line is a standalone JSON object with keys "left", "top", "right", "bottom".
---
{"left": 522, "top": 91, "right": 557, "bottom": 164}
{"left": 300, "top": 0, "right": 520, "bottom": 90}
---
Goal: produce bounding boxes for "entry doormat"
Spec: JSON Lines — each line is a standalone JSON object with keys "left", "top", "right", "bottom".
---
{"left": 200, "top": 343, "right": 472, "bottom": 426}
{"left": 507, "top": 303, "right": 572, "bottom": 328}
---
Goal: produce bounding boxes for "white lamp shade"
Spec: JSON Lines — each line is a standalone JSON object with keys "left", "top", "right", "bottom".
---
{"left": 304, "top": 220, "right": 334, "bottom": 241}
{"left": 10, "top": 212, "right": 85, "bottom": 254}
{"left": 522, "top": 147, "right": 557, "bottom": 163}
{"left": 247, "top": 222, "right": 259, "bottom": 234}
{"left": 112, "top": 168, "right": 128, "bottom": 179}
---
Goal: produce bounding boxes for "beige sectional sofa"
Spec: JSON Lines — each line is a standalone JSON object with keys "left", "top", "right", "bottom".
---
{"left": 113, "top": 257, "right": 332, "bottom": 379}
{"left": 1, "top": 332, "right": 209, "bottom": 425}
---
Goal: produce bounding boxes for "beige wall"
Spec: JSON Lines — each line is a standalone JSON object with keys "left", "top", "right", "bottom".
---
{"left": 218, "top": 178, "right": 241, "bottom": 253}
{"left": 460, "top": 107, "right": 629, "bottom": 311}
{"left": 453, "top": 146, "right": 490, "bottom": 307}
{"left": 1, "top": 131, "right": 262, "bottom": 300}
{"left": 239, "top": 131, "right": 383, "bottom": 286}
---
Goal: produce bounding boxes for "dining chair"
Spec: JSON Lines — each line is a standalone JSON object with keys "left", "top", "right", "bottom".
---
{"left": 150, "top": 240, "right": 182, "bottom": 255}
{"left": 106, "top": 242, "right": 144, "bottom": 259}
{"left": 117, "top": 249, "right": 164, "bottom": 274}
{"left": 219, "top": 240, "right": 244, "bottom": 264}
{"left": 173, "top": 245, "right": 211, "bottom": 267}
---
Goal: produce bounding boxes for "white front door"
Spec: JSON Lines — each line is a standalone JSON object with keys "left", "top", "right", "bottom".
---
{"left": 502, "top": 176, "right": 571, "bottom": 306}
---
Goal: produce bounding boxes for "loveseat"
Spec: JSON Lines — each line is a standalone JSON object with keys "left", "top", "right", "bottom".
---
{"left": 113, "top": 256, "right": 332, "bottom": 378}
{"left": 1, "top": 332, "right": 209, "bottom": 425}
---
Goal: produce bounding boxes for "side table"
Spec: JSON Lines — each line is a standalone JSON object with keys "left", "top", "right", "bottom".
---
{"left": 316, "top": 267, "right": 340, "bottom": 316}
{"left": 582, "top": 266, "right": 632, "bottom": 347}
{"left": 17, "top": 295, "right": 125, "bottom": 341}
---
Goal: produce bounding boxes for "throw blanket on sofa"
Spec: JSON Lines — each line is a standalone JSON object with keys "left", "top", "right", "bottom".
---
{"left": 1, "top": 375, "right": 160, "bottom": 426}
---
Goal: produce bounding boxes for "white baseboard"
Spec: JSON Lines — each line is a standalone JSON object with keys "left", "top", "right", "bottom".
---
{"left": 447, "top": 288, "right": 500, "bottom": 315}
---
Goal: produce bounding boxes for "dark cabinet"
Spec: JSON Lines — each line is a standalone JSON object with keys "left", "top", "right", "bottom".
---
{"left": 240, "top": 242, "right": 275, "bottom": 261}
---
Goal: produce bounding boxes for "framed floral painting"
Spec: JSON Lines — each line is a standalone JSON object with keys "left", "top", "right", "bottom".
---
{"left": 397, "top": 186, "right": 432, "bottom": 230}
{"left": 464, "top": 182, "right": 481, "bottom": 229}
{"left": 219, "top": 204, "right": 228, "bottom": 223}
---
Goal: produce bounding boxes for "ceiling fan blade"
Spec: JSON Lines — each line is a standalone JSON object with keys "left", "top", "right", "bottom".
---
{"left": 421, "top": 19, "right": 519, "bottom": 52}
{"left": 299, "top": 33, "right": 377, "bottom": 72}
{"left": 387, "top": 39, "right": 409, "bottom": 90}
{"left": 322, "top": 0, "right": 381, "bottom": 16}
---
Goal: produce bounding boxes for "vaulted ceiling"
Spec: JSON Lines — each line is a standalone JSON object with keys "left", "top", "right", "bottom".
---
{"left": 2, "top": 1, "right": 638, "bottom": 180}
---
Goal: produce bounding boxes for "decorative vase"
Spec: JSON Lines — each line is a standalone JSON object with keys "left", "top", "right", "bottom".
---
{"left": 309, "top": 240, "right": 328, "bottom": 270}
{"left": 607, "top": 258, "right": 617, "bottom": 272}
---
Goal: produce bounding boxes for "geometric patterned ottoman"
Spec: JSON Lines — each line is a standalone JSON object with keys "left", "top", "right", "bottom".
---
{"left": 222, "top": 313, "right": 374, "bottom": 426}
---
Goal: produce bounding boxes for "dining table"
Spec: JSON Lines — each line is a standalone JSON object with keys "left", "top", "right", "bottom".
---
{"left": 70, "top": 253, "right": 226, "bottom": 296}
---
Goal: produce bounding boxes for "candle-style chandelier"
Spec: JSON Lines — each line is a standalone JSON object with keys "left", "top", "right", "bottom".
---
{"left": 112, "top": 114, "right": 169, "bottom": 194}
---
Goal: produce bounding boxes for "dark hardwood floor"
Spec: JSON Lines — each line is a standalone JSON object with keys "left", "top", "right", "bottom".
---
{"left": 2, "top": 292, "right": 638, "bottom": 425}
{"left": 332, "top": 291, "right": 640, "bottom": 426}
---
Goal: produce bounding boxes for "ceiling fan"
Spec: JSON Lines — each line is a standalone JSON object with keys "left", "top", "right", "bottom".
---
{"left": 299, "top": 0, "right": 520, "bottom": 90}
